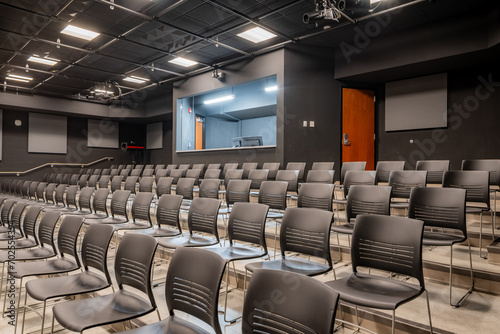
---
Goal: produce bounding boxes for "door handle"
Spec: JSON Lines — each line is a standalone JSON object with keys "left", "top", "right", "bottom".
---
{"left": 343, "top": 133, "right": 351, "bottom": 146}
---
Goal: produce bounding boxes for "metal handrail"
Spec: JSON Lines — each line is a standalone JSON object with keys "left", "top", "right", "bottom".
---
{"left": 0, "top": 157, "right": 114, "bottom": 176}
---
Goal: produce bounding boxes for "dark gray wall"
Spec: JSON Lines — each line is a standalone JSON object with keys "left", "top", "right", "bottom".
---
{"left": 0, "top": 110, "right": 145, "bottom": 181}
{"left": 147, "top": 119, "right": 173, "bottom": 165}
{"left": 283, "top": 44, "right": 342, "bottom": 179}
{"left": 376, "top": 63, "right": 500, "bottom": 170}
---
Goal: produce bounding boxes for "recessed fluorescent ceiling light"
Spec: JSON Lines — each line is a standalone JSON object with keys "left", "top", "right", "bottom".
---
{"left": 237, "top": 27, "right": 276, "bottom": 43}
{"left": 95, "top": 89, "right": 114, "bottom": 94}
{"left": 265, "top": 85, "right": 278, "bottom": 92}
{"left": 6, "top": 74, "right": 33, "bottom": 82}
{"left": 169, "top": 57, "right": 198, "bottom": 67}
{"left": 61, "top": 25, "right": 100, "bottom": 40}
{"left": 204, "top": 94, "right": 235, "bottom": 104}
{"left": 28, "top": 55, "right": 59, "bottom": 66}
{"left": 124, "top": 76, "right": 149, "bottom": 84}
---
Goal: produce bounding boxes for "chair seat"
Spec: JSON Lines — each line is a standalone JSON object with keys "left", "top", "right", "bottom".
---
{"left": 52, "top": 289, "right": 155, "bottom": 333}
{"left": 84, "top": 217, "right": 129, "bottom": 225}
{"left": 0, "top": 247, "right": 55, "bottom": 263}
{"left": 390, "top": 202, "right": 409, "bottom": 209}
{"left": 205, "top": 245, "right": 266, "bottom": 262}
{"left": 0, "top": 238, "right": 37, "bottom": 250}
{"left": 325, "top": 272, "right": 424, "bottom": 310}
{"left": 128, "top": 227, "right": 182, "bottom": 238}
{"left": 0, "top": 226, "right": 9, "bottom": 233}
{"left": 113, "top": 222, "right": 152, "bottom": 231}
{"left": 80, "top": 212, "right": 109, "bottom": 219}
{"left": 466, "top": 206, "right": 489, "bottom": 214}
{"left": 157, "top": 234, "right": 219, "bottom": 249}
{"left": 245, "top": 257, "right": 330, "bottom": 276}
{"left": 331, "top": 223, "right": 355, "bottom": 235}
{"left": 61, "top": 209, "right": 93, "bottom": 216}
{"left": 422, "top": 231, "right": 467, "bottom": 247}
{"left": 26, "top": 271, "right": 110, "bottom": 301}
{"left": 332, "top": 199, "right": 347, "bottom": 205}
{"left": 267, "top": 211, "right": 284, "bottom": 219}
{"left": 8, "top": 258, "right": 79, "bottom": 278}
{"left": 115, "top": 315, "right": 213, "bottom": 334}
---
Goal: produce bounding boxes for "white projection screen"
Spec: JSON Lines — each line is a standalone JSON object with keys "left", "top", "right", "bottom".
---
{"left": 28, "top": 113, "right": 67, "bottom": 154}
{"left": 385, "top": 73, "right": 448, "bottom": 131}
{"left": 87, "top": 119, "right": 119, "bottom": 148}
{"left": 147, "top": 122, "right": 163, "bottom": 149}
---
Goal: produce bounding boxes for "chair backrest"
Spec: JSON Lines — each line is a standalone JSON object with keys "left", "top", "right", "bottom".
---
{"left": 110, "top": 190, "right": 131, "bottom": 218}
{"left": 192, "top": 163, "right": 205, "bottom": 173}
{"left": 78, "top": 174, "right": 89, "bottom": 188}
{"left": 109, "top": 169, "right": 119, "bottom": 177}
{"left": 124, "top": 176, "right": 138, "bottom": 194}
{"left": 409, "top": 187, "right": 467, "bottom": 235}
{"left": 142, "top": 168, "right": 154, "bottom": 177}
{"left": 130, "top": 192, "right": 153, "bottom": 226}
{"left": 175, "top": 177, "right": 196, "bottom": 200}
{"left": 115, "top": 234, "right": 158, "bottom": 307}
{"left": 388, "top": 170, "right": 427, "bottom": 200}
{"left": 166, "top": 164, "right": 177, "bottom": 171}
{"left": 170, "top": 169, "right": 184, "bottom": 184}
{"left": 10, "top": 202, "right": 28, "bottom": 232}
{"left": 228, "top": 202, "right": 269, "bottom": 252}
{"left": 207, "top": 163, "right": 221, "bottom": 170}
{"left": 204, "top": 169, "right": 221, "bottom": 180}
{"left": 110, "top": 164, "right": 118, "bottom": 169}
{"left": 36, "top": 182, "right": 47, "bottom": 201}
{"left": 199, "top": 179, "right": 220, "bottom": 199}
{"left": 286, "top": 162, "right": 306, "bottom": 181}
{"left": 442, "top": 170, "right": 490, "bottom": 207}
{"left": 375, "top": 160, "right": 406, "bottom": 183}
{"left": 54, "top": 184, "right": 67, "bottom": 206}
{"left": 178, "top": 164, "right": 190, "bottom": 175}
{"left": 101, "top": 168, "right": 110, "bottom": 175}
{"left": 44, "top": 183, "right": 57, "bottom": 203}
{"left": 306, "top": 170, "right": 335, "bottom": 184}
{"left": 82, "top": 224, "right": 115, "bottom": 283}
{"left": 340, "top": 161, "right": 367, "bottom": 184}
{"left": 226, "top": 180, "right": 252, "bottom": 205}
{"left": 351, "top": 214, "right": 425, "bottom": 287}
{"left": 262, "top": 162, "right": 280, "bottom": 179}
{"left": 346, "top": 185, "right": 391, "bottom": 221}
{"left": 298, "top": 183, "right": 334, "bottom": 211}
{"left": 57, "top": 215, "right": 84, "bottom": 264}
{"left": 241, "top": 162, "right": 258, "bottom": 179}
{"left": 98, "top": 175, "right": 111, "bottom": 189}
{"left": 130, "top": 169, "right": 141, "bottom": 177}
{"left": 312, "top": 161, "right": 335, "bottom": 170}
{"left": 22, "top": 181, "right": 31, "bottom": 198}
{"left": 415, "top": 160, "right": 450, "bottom": 184}
{"left": 187, "top": 197, "right": 221, "bottom": 237}
{"left": 248, "top": 169, "right": 269, "bottom": 189}
{"left": 86, "top": 169, "right": 94, "bottom": 175}
{"left": 134, "top": 164, "right": 144, "bottom": 170}
{"left": 242, "top": 269, "right": 339, "bottom": 334}
{"left": 22, "top": 206, "right": 44, "bottom": 240}
{"left": 126, "top": 164, "right": 134, "bottom": 170}
{"left": 36, "top": 210, "right": 62, "bottom": 250}
{"left": 154, "top": 165, "right": 166, "bottom": 175}
{"left": 28, "top": 181, "right": 39, "bottom": 200}
{"left": 166, "top": 247, "right": 226, "bottom": 334}
{"left": 145, "top": 164, "right": 155, "bottom": 170}
{"left": 111, "top": 175, "right": 123, "bottom": 193}
{"left": 138, "top": 176, "right": 154, "bottom": 193}
{"left": 155, "top": 169, "right": 168, "bottom": 183}
{"left": 276, "top": 170, "right": 299, "bottom": 193}
{"left": 280, "top": 207, "right": 333, "bottom": 265}
{"left": 87, "top": 175, "right": 99, "bottom": 188}
{"left": 61, "top": 173, "right": 70, "bottom": 184}
{"left": 185, "top": 169, "right": 201, "bottom": 185}
{"left": 66, "top": 185, "right": 79, "bottom": 209}
{"left": 156, "top": 177, "right": 173, "bottom": 198}
{"left": 93, "top": 188, "right": 110, "bottom": 215}
{"left": 342, "top": 170, "right": 376, "bottom": 197}
{"left": 224, "top": 169, "right": 244, "bottom": 188}
{"left": 78, "top": 187, "right": 95, "bottom": 212}
{"left": 156, "top": 194, "right": 183, "bottom": 230}
{"left": 120, "top": 169, "right": 131, "bottom": 177}
{"left": 222, "top": 163, "right": 239, "bottom": 178}
{"left": 462, "top": 159, "right": 500, "bottom": 186}
{"left": 258, "top": 181, "right": 288, "bottom": 210}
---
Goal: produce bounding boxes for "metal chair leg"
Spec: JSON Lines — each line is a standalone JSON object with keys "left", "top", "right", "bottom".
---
{"left": 479, "top": 212, "right": 487, "bottom": 259}
{"left": 392, "top": 309, "right": 396, "bottom": 334}
{"left": 425, "top": 290, "right": 433, "bottom": 334}
{"left": 50, "top": 313, "right": 55, "bottom": 334}
{"left": 450, "top": 242, "right": 474, "bottom": 307}
{"left": 14, "top": 277, "right": 23, "bottom": 333}
{"left": 222, "top": 262, "right": 241, "bottom": 323}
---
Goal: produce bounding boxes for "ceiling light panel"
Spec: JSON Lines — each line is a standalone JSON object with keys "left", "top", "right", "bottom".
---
{"left": 61, "top": 25, "right": 100, "bottom": 40}
{"left": 28, "top": 55, "right": 59, "bottom": 66}
{"left": 168, "top": 57, "right": 198, "bottom": 67}
{"left": 237, "top": 27, "right": 277, "bottom": 43}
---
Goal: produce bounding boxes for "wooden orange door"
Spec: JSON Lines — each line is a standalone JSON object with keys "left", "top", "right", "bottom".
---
{"left": 342, "top": 88, "right": 375, "bottom": 170}
{"left": 195, "top": 116, "right": 204, "bottom": 150}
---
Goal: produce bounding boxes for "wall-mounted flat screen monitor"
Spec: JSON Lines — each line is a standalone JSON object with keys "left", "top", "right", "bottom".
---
{"left": 176, "top": 75, "right": 277, "bottom": 152}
